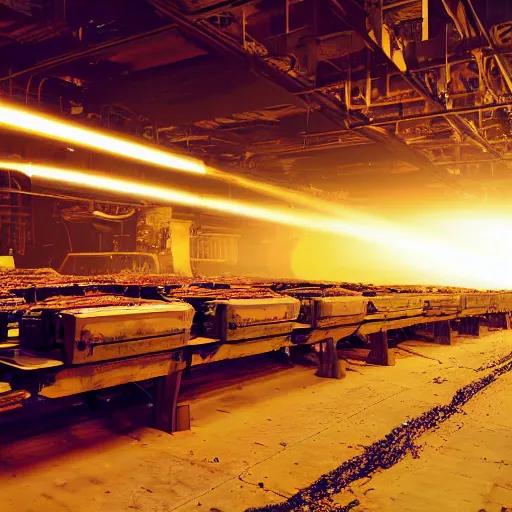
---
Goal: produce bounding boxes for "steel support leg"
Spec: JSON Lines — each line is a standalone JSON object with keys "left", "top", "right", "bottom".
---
{"left": 459, "top": 317, "right": 480, "bottom": 336}
{"left": 316, "top": 338, "right": 345, "bottom": 379}
{"left": 488, "top": 313, "right": 510, "bottom": 330}
{"left": 0, "top": 312, "right": 7, "bottom": 343}
{"left": 366, "top": 330, "right": 395, "bottom": 366}
{"left": 153, "top": 368, "right": 184, "bottom": 433}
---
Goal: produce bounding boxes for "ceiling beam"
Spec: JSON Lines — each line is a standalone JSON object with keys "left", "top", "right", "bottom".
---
{"left": 444, "top": 115, "right": 502, "bottom": 159}
{"left": 326, "top": 0, "right": 477, "bottom": 194}
{"left": 328, "top": 0, "right": 444, "bottom": 112}
{"left": 0, "top": 22, "right": 178, "bottom": 83}
{"left": 146, "top": 0, "right": 364, "bottom": 132}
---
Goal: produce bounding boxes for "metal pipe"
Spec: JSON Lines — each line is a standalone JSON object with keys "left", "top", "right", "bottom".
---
{"left": 25, "top": 75, "right": 35, "bottom": 105}
{"left": 285, "top": 0, "right": 290, "bottom": 34}
{"left": 0, "top": 188, "right": 148, "bottom": 207}
{"left": 432, "top": 158, "right": 500, "bottom": 165}
{"left": 37, "top": 77, "right": 49, "bottom": 104}
{"left": 352, "top": 102, "right": 512, "bottom": 128}
{"left": 301, "top": 102, "right": 511, "bottom": 134}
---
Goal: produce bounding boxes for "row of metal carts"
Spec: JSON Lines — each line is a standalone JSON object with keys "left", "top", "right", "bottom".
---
{"left": 0, "top": 269, "right": 511, "bottom": 431}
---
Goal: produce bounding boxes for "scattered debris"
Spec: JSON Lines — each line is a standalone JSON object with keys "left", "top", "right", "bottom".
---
{"left": 246, "top": 358, "right": 512, "bottom": 512}
{"left": 477, "top": 350, "right": 512, "bottom": 372}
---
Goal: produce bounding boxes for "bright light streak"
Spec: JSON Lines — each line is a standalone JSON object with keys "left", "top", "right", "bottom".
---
{"left": 207, "top": 166, "right": 367, "bottom": 220}
{"left": 209, "top": 166, "right": 512, "bottom": 288}
{"left": 0, "top": 161, "right": 507, "bottom": 290}
{"left": 0, "top": 102, "right": 205, "bottom": 175}
{"left": 0, "top": 161, "right": 358, "bottom": 235}
{"left": 413, "top": 215, "right": 512, "bottom": 289}
{"left": 210, "top": 165, "right": 501, "bottom": 287}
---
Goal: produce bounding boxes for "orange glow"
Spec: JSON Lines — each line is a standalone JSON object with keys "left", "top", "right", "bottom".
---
{"left": 291, "top": 214, "right": 512, "bottom": 290}
{"left": 207, "top": 167, "right": 365, "bottom": 221}
{"left": 0, "top": 160, "right": 508, "bottom": 290}
{"left": 211, "top": 165, "right": 510, "bottom": 288}
{"left": 0, "top": 102, "right": 205, "bottom": 174}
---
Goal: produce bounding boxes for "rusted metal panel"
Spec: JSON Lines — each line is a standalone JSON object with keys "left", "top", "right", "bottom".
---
{"left": 365, "top": 295, "right": 425, "bottom": 321}
{"left": 423, "top": 294, "right": 461, "bottom": 316}
{"left": 209, "top": 296, "right": 301, "bottom": 341}
{"left": 313, "top": 296, "right": 368, "bottom": 328}
{"left": 459, "top": 293, "right": 493, "bottom": 317}
{"left": 224, "top": 321, "right": 301, "bottom": 342}
{"left": 56, "top": 303, "right": 194, "bottom": 364}
{"left": 489, "top": 293, "right": 512, "bottom": 313}
{"left": 220, "top": 297, "right": 301, "bottom": 325}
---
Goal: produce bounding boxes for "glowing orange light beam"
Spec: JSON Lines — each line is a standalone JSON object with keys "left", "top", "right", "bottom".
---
{"left": 0, "top": 99, "right": 368, "bottom": 216}
{"left": 0, "top": 161, "right": 357, "bottom": 236}
{"left": 0, "top": 102, "right": 205, "bottom": 175}
{"left": 0, "top": 102, "right": 434, "bottom": 238}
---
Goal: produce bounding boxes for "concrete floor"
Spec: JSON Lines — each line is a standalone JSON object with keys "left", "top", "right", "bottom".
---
{"left": 2, "top": 329, "right": 512, "bottom": 512}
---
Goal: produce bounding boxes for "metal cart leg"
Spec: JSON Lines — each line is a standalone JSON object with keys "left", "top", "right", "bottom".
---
{"left": 316, "top": 338, "right": 345, "bottom": 379}
{"left": 366, "top": 330, "right": 395, "bottom": 366}
{"left": 153, "top": 368, "right": 184, "bottom": 433}
{"left": 434, "top": 320, "right": 452, "bottom": 345}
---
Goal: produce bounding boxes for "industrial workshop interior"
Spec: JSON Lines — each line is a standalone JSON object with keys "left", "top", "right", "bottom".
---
{"left": 4, "top": 0, "right": 512, "bottom": 511}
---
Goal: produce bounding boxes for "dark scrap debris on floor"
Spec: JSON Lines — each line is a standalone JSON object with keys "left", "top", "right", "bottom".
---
{"left": 247, "top": 351, "right": 512, "bottom": 512}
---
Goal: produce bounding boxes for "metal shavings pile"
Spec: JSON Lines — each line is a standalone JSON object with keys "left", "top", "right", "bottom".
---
{"left": 246, "top": 360, "right": 512, "bottom": 512}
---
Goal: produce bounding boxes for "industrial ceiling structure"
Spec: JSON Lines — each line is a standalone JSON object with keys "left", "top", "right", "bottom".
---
{"left": 1, "top": 0, "right": 512, "bottom": 204}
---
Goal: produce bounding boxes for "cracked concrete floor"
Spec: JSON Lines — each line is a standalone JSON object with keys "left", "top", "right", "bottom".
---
{"left": 2, "top": 329, "right": 512, "bottom": 512}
